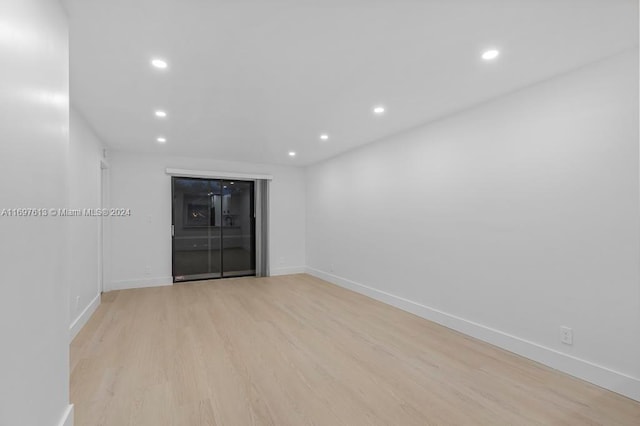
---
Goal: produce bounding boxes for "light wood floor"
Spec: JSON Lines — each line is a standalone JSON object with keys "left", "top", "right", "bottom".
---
{"left": 71, "top": 274, "right": 640, "bottom": 425}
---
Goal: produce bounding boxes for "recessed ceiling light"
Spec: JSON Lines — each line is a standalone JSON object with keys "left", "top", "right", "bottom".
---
{"left": 155, "top": 110, "right": 167, "bottom": 118}
{"left": 156, "top": 137, "right": 166, "bottom": 143}
{"left": 482, "top": 49, "right": 500, "bottom": 61}
{"left": 289, "top": 151, "right": 296, "bottom": 157}
{"left": 373, "top": 106, "right": 385, "bottom": 115}
{"left": 230, "top": 182, "right": 234, "bottom": 184}
{"left": 151, "top": 58, "right": 168, "bottom": 69}
{"left": 320, "top": 134, "right": 329, "bottom": 141}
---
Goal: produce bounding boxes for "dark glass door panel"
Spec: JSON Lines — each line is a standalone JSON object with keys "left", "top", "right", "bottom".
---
{"left": 221, "top": 180, "right": 255, "bottom": 277}
{"left": 172, "top": 177, "right": 255, "bottom": 282}
{"left": 172, "top": 177, "right": 222, "bottom": 281}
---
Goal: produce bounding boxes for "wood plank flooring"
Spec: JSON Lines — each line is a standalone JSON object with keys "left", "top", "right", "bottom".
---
{"left": 70, "top": 274, "right": 640, "bottom": 425}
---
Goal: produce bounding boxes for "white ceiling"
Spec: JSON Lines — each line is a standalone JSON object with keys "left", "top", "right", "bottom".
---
{"left": 64, "top": 0, "right": 638, "bottom": 166}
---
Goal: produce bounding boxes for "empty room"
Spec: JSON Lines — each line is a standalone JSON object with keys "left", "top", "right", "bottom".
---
{"left": 1, "top": 0, "right": 640, "bottom": 425}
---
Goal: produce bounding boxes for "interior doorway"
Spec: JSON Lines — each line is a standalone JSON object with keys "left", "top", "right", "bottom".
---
{"left": 172, "top": 176, "right": 256, "bottom": 282}
{"left": 100, "top": 159, "right": 109, "bottom": 293}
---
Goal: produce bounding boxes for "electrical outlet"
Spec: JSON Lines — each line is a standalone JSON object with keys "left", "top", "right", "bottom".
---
{"left": 145, "top": 266, "right": 151, "bottom": 275}
{"left": 279, "top": 257, "right": 285, "bottom": 265}
{"left": 560, "top": 326, "right": 573, "bottom": 345}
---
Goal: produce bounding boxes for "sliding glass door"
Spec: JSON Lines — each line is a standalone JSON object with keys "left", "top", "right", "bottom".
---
{"left": 172, "top": 177, "right": 255, "bottom": 282}
{"left": 220, "top": 179, "right": 256, "bottom": 277}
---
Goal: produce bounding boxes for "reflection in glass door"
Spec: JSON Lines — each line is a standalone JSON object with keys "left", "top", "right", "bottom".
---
{"left": 172, "top": 177, "right": 255, "bottom": 282}
{"left": 221, "top": 179, "right": 255, "bottom": 277}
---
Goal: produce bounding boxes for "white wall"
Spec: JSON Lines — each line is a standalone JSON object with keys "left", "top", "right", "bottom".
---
{"left": 68, "top": 107, "right": 105, "bottom": 339}
{"left": 306, "top": 49, "right": 640, "bottom": 400}
{"left": 108, "top": 151, "right": 306, "bottom": 289}
{"left": 0, "top": 0, "right": 73, "bottom": 425}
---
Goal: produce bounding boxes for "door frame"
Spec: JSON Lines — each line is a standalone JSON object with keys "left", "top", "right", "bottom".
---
{"left": 99, "top": 158, "right": 109, "bottom": 293}
{"left": 171, "top": 176, "right": 256, "bottom": 283}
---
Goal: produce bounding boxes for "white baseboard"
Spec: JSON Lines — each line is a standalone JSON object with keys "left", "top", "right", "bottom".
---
{"left": 305, "top": 267, "right": 640, "bottom": 402}
{"left": 69, "top": 294, "right": 100, "bottom": 342}
{"left": 270, "top": 266, "right": 306, "bottom": 276}
{"left": 108, "top": 276, "right": 173, "bottom": 291}
{"left": 58, "top": 404, "right": 74, "bottom": 426}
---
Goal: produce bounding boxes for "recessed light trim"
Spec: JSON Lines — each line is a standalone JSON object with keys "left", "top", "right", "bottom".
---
{"left": 288, "top": 151, "right": 296, "bottom": 157}
{"left": 482, "top": 49, "right": 500, "bottom": 61}
{"left": 155, "top": 110, "right": 167, "bottom": 118}
{"left": 373, "top": 106, "right": 385, "bottom": 115}
{"left": 320, "top": 134, "right": 329, "bottom": 141}
{"left": 156, "top": 137, "right": 166, "bottom": 143}
{"left": 151, "top": 58, "right": 168, "bottom": 69}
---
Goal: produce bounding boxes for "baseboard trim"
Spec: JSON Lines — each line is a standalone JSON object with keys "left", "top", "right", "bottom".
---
{"left": 270, "top": 266, "right": 306, "bottom": 276}
{"left": 69, "top": 294, "right": 100, "bottom": 342}
{"left": 108, "top": 276, "right": 173, "bottom": 291}
{"left": 305, "top": 267, "right": 640, "bottom": 402}
{"left": 58, "top": 404, "right": 74, "bottom": 426}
